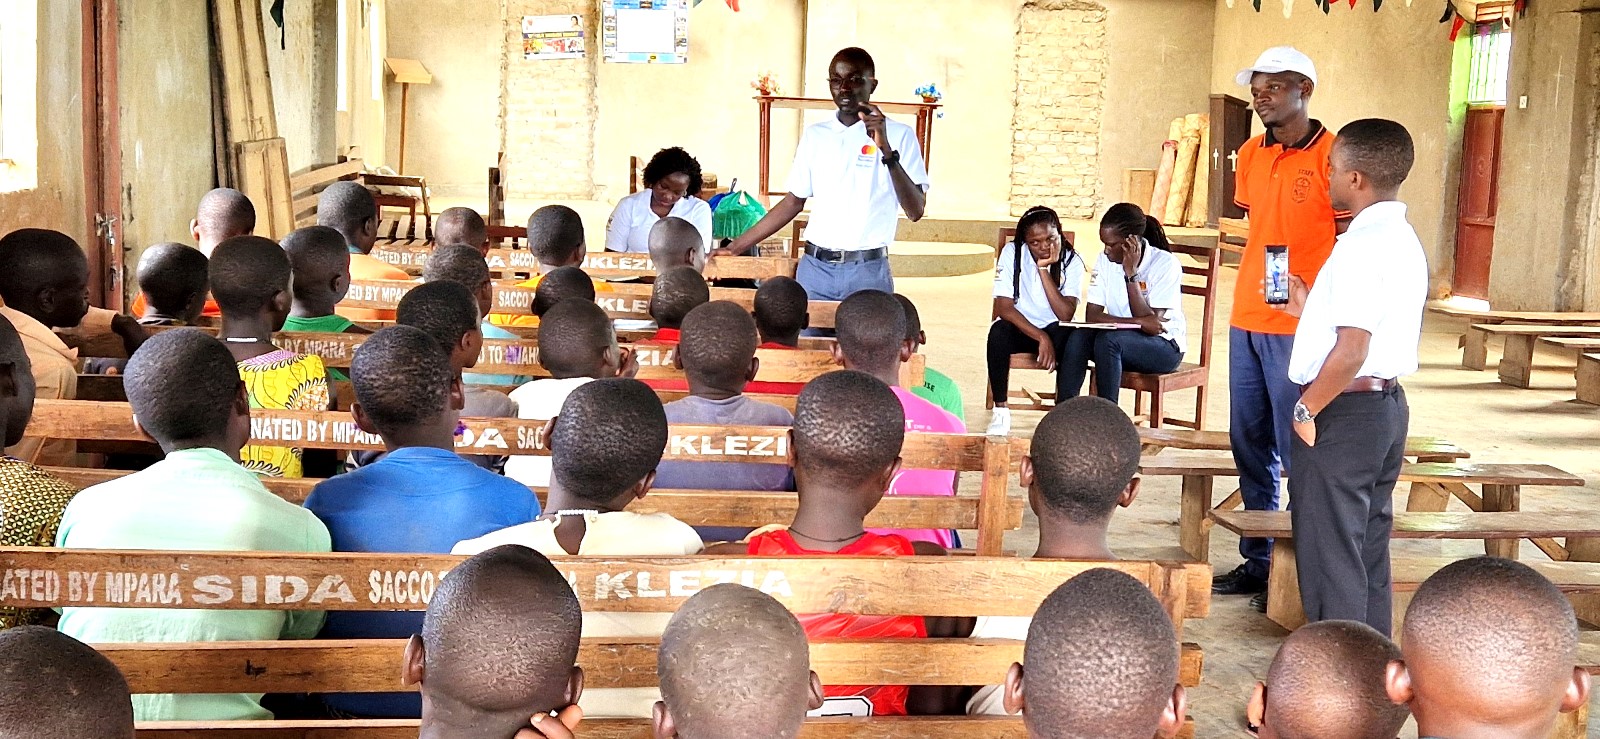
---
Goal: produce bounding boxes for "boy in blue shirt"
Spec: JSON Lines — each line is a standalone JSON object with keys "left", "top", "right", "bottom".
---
{"left": 303, "top": 325, "right": 539, "bottom": 718}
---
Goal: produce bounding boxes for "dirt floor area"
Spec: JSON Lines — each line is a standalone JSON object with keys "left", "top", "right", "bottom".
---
{"left": 896, "top": 263, "right": 1600, "bottom": 737}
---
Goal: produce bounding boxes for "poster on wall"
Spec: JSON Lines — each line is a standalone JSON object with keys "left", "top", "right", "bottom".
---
{"left": 601, "top": 0, "right": 690, "bottom": 64}
{"left": 523, "top": 14, "right": 587, "bottom": 59}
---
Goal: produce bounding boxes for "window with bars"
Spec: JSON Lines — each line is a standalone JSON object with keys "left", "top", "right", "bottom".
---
{"left": 1466, "top": 18, "right": 1512, "bottom": 106}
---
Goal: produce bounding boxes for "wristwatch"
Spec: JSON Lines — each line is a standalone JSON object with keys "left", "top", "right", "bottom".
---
{"left": 881, "top": 150, "right": 901, "bottom": 166}
{"left": 1293, "top": 401, "right": 1315, "bottom": 424}
{"left": 1124, "top": 274, "right": 1138, "bottom": 284}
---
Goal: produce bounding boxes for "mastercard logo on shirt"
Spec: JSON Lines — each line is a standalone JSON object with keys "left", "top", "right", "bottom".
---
{"left": 860, "top": 144, "right": 877, "bottom": 155}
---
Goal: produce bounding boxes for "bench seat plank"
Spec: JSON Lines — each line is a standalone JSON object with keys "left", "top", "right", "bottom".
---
{"left": 1142, "top": 452, "right": 1583, "bottom": 487}
{"left": 96, "top": 638, "right": 1205, "bottom": 692}
{"left": 1137, "top": 428, "right": 1467, "bottom": 461}
{"left": 1209, "top": 510, "right": 1600, "bottom": 540}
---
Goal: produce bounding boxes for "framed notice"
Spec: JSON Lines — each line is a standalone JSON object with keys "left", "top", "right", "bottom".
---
{"left": 601, "top": 0, "right": 690, "bottom": 64}
{"left": 522, "top": 14, "right": 587, "bottom": 60}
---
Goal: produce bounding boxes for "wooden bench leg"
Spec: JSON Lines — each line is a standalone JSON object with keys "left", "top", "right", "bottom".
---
{"left": 1482, "top": 484, "right": 1521, "bottom": 559}
{"left": 1265, "top": 537, "right": 1307, "bottom": 631}
{"left": 1578, "top": 354, "right": 1600, "bottom": 405}
{"left": 1497, "top": 335, "right": 1537, "bottom": 388}
{"left": 1405, "top": 481, "right": 1452, "bottom": 512}
{"left": 1179, "top": 474, "right": 1215, "bottom": 561}
{"left": 1462, "top": 326, "right": 1489, "bottom": 370}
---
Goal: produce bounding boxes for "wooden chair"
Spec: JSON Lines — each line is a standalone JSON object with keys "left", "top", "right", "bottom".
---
{"left": 985, "top": 227, "right": 1220, "bottom": 429}
{"left": 0, "top": 548, "right": 1210, "bottom": 738}
{"left": 1137, "top": 449, "right": 1586, "bottom": 562}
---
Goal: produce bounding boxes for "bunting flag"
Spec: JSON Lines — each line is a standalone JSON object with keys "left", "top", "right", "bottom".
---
{"left": 691, "top": 0, "right": 740, "bottom": 8}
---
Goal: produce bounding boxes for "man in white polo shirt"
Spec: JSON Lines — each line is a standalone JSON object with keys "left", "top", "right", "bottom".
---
{"left": 715, "top": 47, "right": 929, "bottom": 303}
{"left": 1282, "top": 119, "right": 1426, "bottom": 637}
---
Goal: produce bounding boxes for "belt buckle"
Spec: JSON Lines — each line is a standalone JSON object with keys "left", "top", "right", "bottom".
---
{"left": 821, "top": 248, "right": 846, "bottom": 264}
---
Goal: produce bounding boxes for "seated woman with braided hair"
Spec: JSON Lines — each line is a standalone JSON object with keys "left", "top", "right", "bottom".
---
{"left": 985, "top": 206, "right": 1083, "bottom": 436}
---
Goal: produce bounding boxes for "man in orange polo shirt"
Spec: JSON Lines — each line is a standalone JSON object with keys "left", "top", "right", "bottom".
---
{"left": 1215, "top": 47, "right": 1348, "bottom": 608}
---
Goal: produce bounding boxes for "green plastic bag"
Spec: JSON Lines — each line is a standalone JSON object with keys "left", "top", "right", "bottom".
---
{"left": 712, "top": 188, "right": 768, "bottom": 241}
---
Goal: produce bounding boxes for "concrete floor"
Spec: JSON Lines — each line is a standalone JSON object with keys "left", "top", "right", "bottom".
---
{"left": 894, "top": 264, "right": 1600, "bottom": 737}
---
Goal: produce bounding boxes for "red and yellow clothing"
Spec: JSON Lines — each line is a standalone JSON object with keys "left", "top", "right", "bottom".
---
{"left": 747, "top": 529, "right": 925, "bottom": 716}
{"left": 486, "top": 271, "right": 615, "bottom": 328}
{"left": 1231, "top": 121, "right": 1346, "bottom": 335}
{"left": 131, "top": 293, "right": 221, "bottom": 320}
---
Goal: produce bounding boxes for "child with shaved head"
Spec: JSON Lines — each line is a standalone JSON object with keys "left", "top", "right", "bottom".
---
{"left": 395, "top": 280, "right": 516, "bottom": 471}
{"left": 833, "top": 289, "right": 963, "bottom": 547}
{"left": 281, "top": 225, "right": 367, "bottom": 336}
{"left": 306, "top": 326, "right": 538, "bottom": 718}
{"left": 405, "top": 545, "right": 584, "bottom": 739}
{"left": 490, "top": 205, "right": 613, "bottom": 329}
{"left": 1248, "top": 620, "right": 1407, "bottom": 739}
{"left": 458, "top": 379, "right": 700, "bottom": 718}
{"left": 135, "top": 242, "right": 209, "bottom": 326}
{"left": 503, "top": 300, "right": 636, "bottom": 488}
{"left": 210, "top": 235, "right": 334, "bottom": 478}
{"left": 1003, "top": 568, "right": 1186, "bottom": 738}
{"left": 130, "top": 188, "right": 253, "bottom": 320}
{"left": 534, "top": 266, "right": 598, "bottom": 318}
{"left": 653, "top": 584, "right": 822, "bottom": 738}
{"left": 966, "top": 395, "right": 1144, "bottom": 715}
{"left": 318, "top": 181, "right": 410, "bottom": 321}
{"left": 1388, "top": 556, "right": 1590, "bottom": 738}
{"left": 719, "top": 370, "right": 946, "bottom": 717}
{"left": 435, "top": 206, "right": 489, "bottom": 254}
{"left": 57, "top": 330, "right": 331, "bottom": 720}
{"left": 423, "top": 244, "right": 530, "bottom": 388}
{"left": 0, "top": 626, "right": 134, "bottom": 738}
{"left": 654, "top": 301, "right": 794, "bottom": 542}
{"left": 642, "top": 266, "right": 711, "bottom": 346}
{"left": 648, "top": 216, "right": 707, "bottom": 276}
{"left": 753, "top": 276, "right": 809, "bottom": 348}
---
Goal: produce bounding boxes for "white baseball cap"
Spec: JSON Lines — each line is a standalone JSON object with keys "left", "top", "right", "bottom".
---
{"left": 1235, "top": 46, "right": 1318, "bottom": 87}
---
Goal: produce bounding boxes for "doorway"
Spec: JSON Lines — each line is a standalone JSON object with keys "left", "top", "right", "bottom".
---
{"left": 81, "top": 0, "right": 122, "bottom": 309}
{"left": 1451, "top": 16, "right": 1511, "bottom": 300}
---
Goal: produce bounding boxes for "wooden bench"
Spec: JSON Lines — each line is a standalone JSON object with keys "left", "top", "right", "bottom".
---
{"left": 0, "top": 549, "right": 1210, "bottom": 738}
{"left": 986, "top": 228, "right": 1221, "bottom": 429}
{"left": 1431, "top": 306, "right": 1600, "bottom": 370}
{"left": 342, "top": 278, "right": 842, "bottom": 329}
{"left": 29, "top": 402, "right": 1012, "bottom": 554}
{"left": 1581, "top": 353, "right": 1600, "bottom": 405}
{"left": 1137, "top": 427, "right": 1468, "bottom": 463}
{"left": 1466, "top": 325, "right": 1600, "bottom": 387}
{"left": 368, "top": 245, "right": 800, "bottom": 282}
{"left": 1141, "top": 450, "right": 1586, "bottom": 562}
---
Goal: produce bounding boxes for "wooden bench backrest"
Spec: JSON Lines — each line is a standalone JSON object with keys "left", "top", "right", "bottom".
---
{"left": 0, "top": 549, "right": 1207, "bottom": 622}
{"left": 343, "top": 278, "right": 842, "bottom": 327}
{"left": 289, "top": 157, "right": 365, "bottom": 228}
{"left": 369, "top": 245, "right": 800, "bottom": 282}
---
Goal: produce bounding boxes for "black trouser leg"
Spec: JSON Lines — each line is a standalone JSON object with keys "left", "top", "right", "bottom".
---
{"left": 1288, "top": 385, "right": 1407, "bottom": 637}
{"left": 987, "top": 320, "right": 1052, "bottom": 404}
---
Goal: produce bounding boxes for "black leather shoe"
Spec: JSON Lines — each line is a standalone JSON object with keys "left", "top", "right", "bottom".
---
{"left": 1214, "top": 569, "right": 1267, "bottom": 596}
{"left": 1250, "top": 591, "right": 1268, "bottom": 613}
{"left": 1211, "top": 564, "right": 1248, "bottom": 593}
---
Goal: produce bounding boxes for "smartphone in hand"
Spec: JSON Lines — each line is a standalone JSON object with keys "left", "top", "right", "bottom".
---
{"left": 1264, "top": 245, "right": 1290, "bottom": 305}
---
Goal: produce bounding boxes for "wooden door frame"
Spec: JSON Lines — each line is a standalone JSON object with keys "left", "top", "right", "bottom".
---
{"left": 81, "top": 0, "right": 123, "bottom": 310}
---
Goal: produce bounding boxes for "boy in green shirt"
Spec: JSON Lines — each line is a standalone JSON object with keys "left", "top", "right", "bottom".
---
{"left": 55, "top": 329, "right": 333, "bottom": 721}
{"left": 280, "top": 225, "right": 372, "bottom": 336}
{"left": 894, "top": 293, "right": 965, "bottom": 423}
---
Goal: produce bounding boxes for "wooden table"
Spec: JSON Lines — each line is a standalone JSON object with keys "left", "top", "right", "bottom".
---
{"left": 755, "top": 95, "right": 940, "bottom": 202}
{"left": 1142, "top": 451, "right": 1586, "bottom": 561}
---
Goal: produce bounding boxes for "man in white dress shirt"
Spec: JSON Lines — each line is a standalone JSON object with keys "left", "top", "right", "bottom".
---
{"left": 714, "top": 47, "right": 928, "bottom": 303}
{"left": 1282, "top": 119, "right": 1426, "bottom": 636}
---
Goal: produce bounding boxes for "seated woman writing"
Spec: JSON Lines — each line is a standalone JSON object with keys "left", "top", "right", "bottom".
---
{"left": 1057, "top": 202, "right": 1186, "bottom": 404}
{"left": 605, "top": 147, "right": 712, "bottom": 255}
{"left": 985, "top": 206, "right": 1082, "bottom": 436}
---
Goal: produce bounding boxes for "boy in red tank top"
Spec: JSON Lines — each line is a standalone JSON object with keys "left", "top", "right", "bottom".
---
{"left": 714, "top": 369, "right": 947, "bottom": 716}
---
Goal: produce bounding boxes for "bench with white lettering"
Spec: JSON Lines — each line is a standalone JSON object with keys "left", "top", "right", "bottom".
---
{"left": 27, "top": 401, "right": 1017, "bottom": 555}
{"left": 369, "top": 245, "right": 800, "bottom": 283}
{"left": 0, "top": 549, "right": 1210, "bottom": 739}
{"left": 1141, "top": 450, "right": 1585, "bottom": 562}
{"left": 342, "top": 278, "right": 841, "bottom": 329}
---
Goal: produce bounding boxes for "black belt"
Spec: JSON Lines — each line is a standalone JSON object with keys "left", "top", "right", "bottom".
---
{"left": 804, "top": 243, "right": 889, "bottom": 264}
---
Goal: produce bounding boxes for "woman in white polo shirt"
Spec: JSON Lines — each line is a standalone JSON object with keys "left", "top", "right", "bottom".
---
{"left": 1057, "top": 203, "right": 1186, "bottom": 404}
{"left": 986, "top": 206, "right": 1083, "bottom": 436}
{"left": 605, "top": 147, "right": 713, "bottom": 255}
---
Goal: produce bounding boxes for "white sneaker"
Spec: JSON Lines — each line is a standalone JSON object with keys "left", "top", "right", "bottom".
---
{"left": 986, "top": 408, "right": 1011, "bottom": 436}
